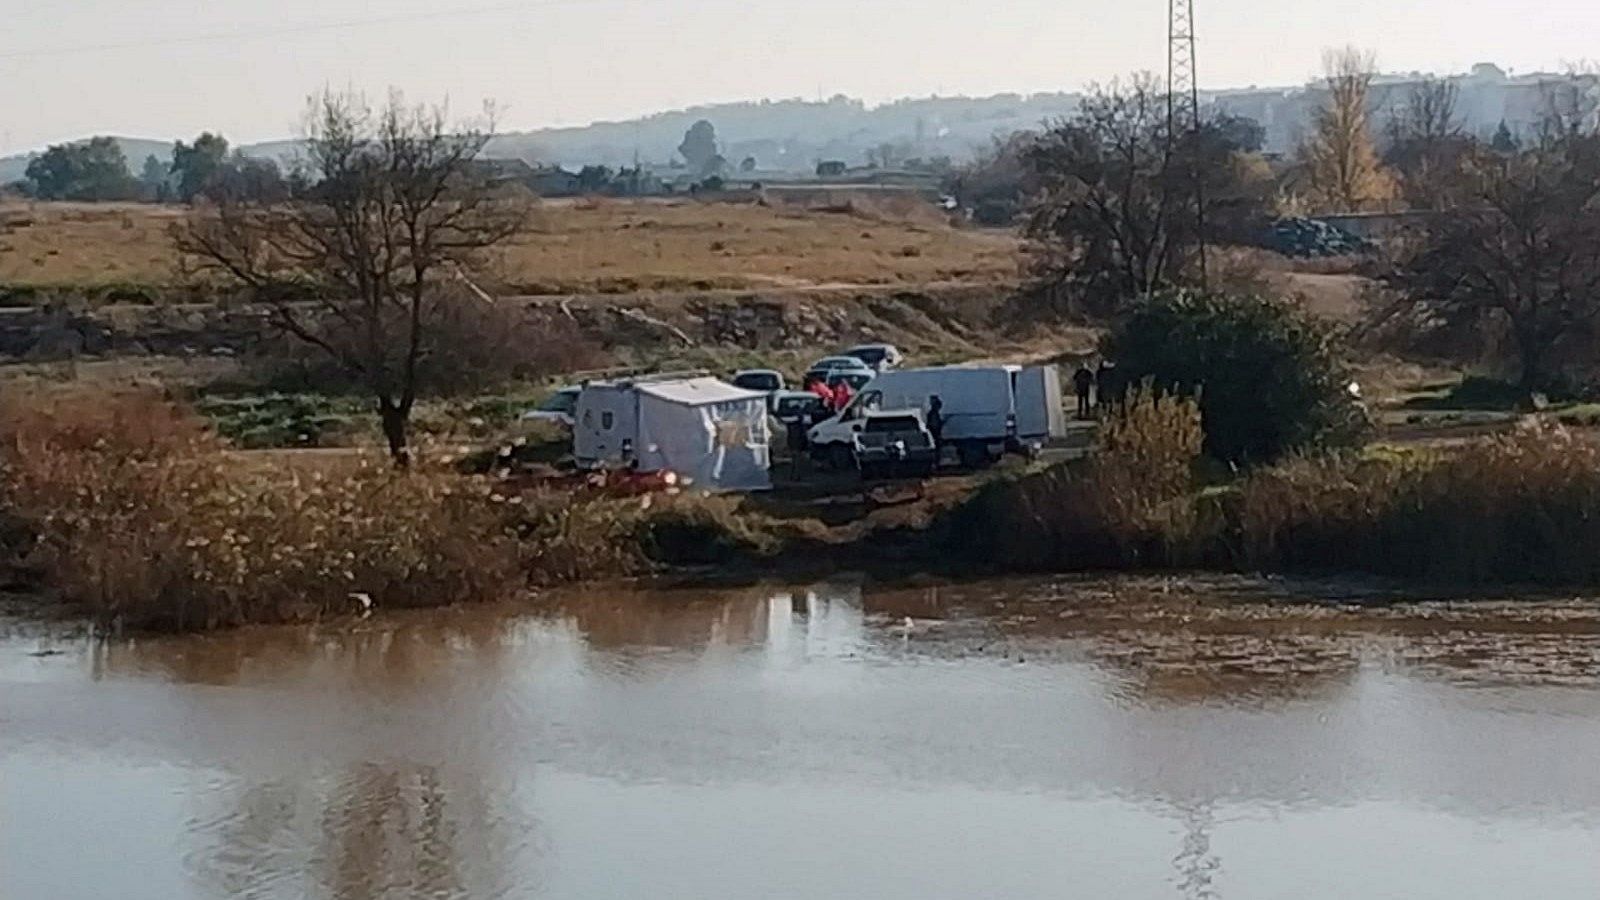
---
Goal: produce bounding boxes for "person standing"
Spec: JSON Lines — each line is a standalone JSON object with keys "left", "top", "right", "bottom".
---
{"left": 830, "top": 378, "right": 855, "bottom": 413}
{"left": 1096, "top": 359, "right": 1121, "bottom": 416}
{"left": 785, "top": 408, "right": 810, "bottom": 478}
{"left": 1072, "top": 363, "right": 1095, "bottom": 419}
{"left": 806, "top": 376, "right": 834, "bottom": 409}
{"left": 926, "top": 394, "right": 945, "bottom": 448}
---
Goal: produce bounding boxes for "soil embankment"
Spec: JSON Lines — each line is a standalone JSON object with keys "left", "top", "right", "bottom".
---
{"left": 0, "top": 282, "right": 1092, "bottom": 368}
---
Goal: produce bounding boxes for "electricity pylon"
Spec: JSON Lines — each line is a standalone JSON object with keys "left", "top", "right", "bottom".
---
{"left": 1168, "top": 0, "right": 1209, "bottom": 288}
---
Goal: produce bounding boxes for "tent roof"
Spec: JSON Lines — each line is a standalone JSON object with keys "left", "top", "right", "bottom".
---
{"left": 636, "top": 377, "right": 765, "bottom": 406}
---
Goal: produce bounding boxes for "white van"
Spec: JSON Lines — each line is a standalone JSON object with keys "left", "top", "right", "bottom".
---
{"left": 807, "top": 365, "right": 1066, "bottom": 468}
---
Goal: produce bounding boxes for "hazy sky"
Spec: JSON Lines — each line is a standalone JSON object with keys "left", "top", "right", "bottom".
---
{"left": 4, "top": 0, "right": 1600, "bottom": 154}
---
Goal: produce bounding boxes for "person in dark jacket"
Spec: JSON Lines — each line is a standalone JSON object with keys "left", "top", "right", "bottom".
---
{"left": 785, "top": 411, "right": 810, "bottom": 478}
{"left": 1072, "top": 364, "right": 1095, "bottom": 419}
{"left": 1096, "top": 360, "right": 1123, "bottom": 416}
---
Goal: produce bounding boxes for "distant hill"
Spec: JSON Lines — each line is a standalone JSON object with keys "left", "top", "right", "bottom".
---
{"left": 4, "top": 67, "right": 1588, "bottom": 184}
{"left": 0, "top": 93, "right": 1087, "bottom": 184}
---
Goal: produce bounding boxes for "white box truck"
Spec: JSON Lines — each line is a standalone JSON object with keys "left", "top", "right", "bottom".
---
{"left": 807, "top": 364, "right": 1066, "bottom": 468}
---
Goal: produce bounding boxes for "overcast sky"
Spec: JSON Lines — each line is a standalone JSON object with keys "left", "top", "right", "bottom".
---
{"left": 3, "top": 0, "right": 1599, "bottom": 154}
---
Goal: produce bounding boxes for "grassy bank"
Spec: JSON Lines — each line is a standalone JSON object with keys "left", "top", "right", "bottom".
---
{"left": 0, "top": 388, "right": 786, "bottom": 631}
{"left": 8, "top": 385, "right": 1599, "bottom": 635}
{"left": 941, "top": 400, "right": 1600, "bottom": 587}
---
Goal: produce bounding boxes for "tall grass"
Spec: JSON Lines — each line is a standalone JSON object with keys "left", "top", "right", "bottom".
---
{"left": 0, "top": 387, "right": 793, "bottom": 630}
{"left": 942, "top": 390, "right": 1204, "bottom": 569}
{"left": 0, "top": 388, "right": 526, "bottom": 630}
{"left": 1233, "top": 427, "right": 1600, "bottom": 584}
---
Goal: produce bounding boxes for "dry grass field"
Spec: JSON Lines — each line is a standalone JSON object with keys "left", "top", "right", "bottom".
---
{"left": 0, "top": 197, "right": 1021, "bottom": 294}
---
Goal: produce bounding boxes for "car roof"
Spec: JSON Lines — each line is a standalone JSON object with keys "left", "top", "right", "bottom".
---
{"left": 814, "top": 356, "right": 870, "bottom": 366}
{"left": 553, "top": 385, "right": 581, "bottom": 394}
{"left": 733, "top": 368, "right": 781, "bottom": 376}
{"left": 846, "top": 343, "right": 897, "bottom": 351}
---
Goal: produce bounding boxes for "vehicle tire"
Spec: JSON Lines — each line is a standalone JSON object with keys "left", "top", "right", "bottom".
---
{"left": 827, "top": 443, "right": 855, "bottom": 471}
{"left": 956, "top": 440, "right": 991, "bottom": 470}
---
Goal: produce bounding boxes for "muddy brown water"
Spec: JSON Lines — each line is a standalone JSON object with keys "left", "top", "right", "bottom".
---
{"left": 3, "top": 576, "right": 1599, "bottom": 899}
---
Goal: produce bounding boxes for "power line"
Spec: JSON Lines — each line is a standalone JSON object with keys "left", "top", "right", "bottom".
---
{"left": 0, "top": 0, "right": 574, "bottom": 61}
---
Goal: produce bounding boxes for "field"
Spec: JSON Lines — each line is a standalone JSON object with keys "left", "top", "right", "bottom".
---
{"left": 0, "top": 198, "right": 1021, "bottom": 294}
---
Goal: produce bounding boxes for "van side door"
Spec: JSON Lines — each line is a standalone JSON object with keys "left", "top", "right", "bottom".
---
{"left": 1014, "top": 366, "right": 1068, "bottom": 440}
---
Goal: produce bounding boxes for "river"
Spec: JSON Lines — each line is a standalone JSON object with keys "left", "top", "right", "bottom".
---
{"left": 3, "top": 576, "right": 1599, "bottom": 899}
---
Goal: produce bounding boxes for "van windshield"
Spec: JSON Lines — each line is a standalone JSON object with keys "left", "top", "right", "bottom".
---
{"left": 864, "top": 416, "right": 920, "bottom": 433}
{"left": 540, "top": 391, "right": 578, "bottom": 414}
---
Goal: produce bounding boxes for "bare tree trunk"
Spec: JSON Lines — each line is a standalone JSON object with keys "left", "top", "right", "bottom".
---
{"left": 380, "top": 403, "right": 411, "bottom": 468}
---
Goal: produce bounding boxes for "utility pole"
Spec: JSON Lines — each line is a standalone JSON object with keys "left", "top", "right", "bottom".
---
{"left": 1168, "top": 0, "right": 1209, "bottom": 289}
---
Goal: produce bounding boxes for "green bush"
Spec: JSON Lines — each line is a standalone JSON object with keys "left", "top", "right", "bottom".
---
{"left": 1103, "top": 290, "right": 1366, "bottom": 464}
{"left": 195, "top": 393, "right": 364, "bottom": 448}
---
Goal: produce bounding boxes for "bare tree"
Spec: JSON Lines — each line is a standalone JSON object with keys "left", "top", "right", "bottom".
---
{"left": 1299, "top": 47, "right": 1396, "bottom": 212}
{"left": 1384, "top": 77, "right": 1478, "bottom": 209}
{"left": 177, "top": 90, "right": 526, "bottom": 464}
{"left": 1023, "top": 75, "right": 1267, "bottom": 312}
{"left": 1390, "top": 127, "right": 1600, "bottom": 390}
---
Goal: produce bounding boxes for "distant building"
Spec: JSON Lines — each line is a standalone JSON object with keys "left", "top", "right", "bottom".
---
{"left": 526, "top": 165, "right": 582, "bottom": 197}
{"left": 815, "top": 160, "right": 847, "bottom": 177}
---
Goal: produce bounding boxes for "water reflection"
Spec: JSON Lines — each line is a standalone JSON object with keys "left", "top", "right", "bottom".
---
{"left": 3, "top": 576, "right": 1599, "bottom": 900}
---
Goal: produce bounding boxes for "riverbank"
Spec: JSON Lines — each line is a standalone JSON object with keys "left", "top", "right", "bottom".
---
{"left": 7, "top": 385, "right": 1600, "bottom": 634}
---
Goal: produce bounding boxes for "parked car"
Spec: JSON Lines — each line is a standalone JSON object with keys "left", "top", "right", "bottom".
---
{"left": 731, "top": 368, "right": 786, "bottom": 395}
{"left": 521, "top": 386, "right": 581, "bottom": 428}
{"left": 803, "top": 355, "right": 874, "bottom": 385}
{"left": 825, "top": 370, "right": 873, "bottom": 392}
{"left": 809, "top": 365, "right": 1067, "bottom": 469}
{"left": 771, "top": 390, "right": 827, "bottom": 425}
{"left": 843, "top": 342, "right": 904, "bottom": 372}
{"left": 852, "top": 410, "right": 938, "bottom": 479}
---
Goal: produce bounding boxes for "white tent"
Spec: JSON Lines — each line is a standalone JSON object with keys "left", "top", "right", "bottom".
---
{"left": 573, "top": 376, "right": 771, "bottom": 491}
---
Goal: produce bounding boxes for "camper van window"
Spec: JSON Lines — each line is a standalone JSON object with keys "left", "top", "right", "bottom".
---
{"left": 601, "top": 411, "right": 615, "bottom": 431}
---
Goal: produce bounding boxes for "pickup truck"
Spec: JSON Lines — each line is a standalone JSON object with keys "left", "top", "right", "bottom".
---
{"left": 851, "top": 410, "right": 938, "bottom": 479}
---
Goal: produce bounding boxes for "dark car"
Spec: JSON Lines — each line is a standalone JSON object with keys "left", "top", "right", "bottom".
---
{"left": 772, "top": 390, "right": 826, "bottom": 425}
{"left": 731, "top": 369, "right": 786, "bottom": 394}
{"left": 852, "top": 410, "right": 937, "bottom": 479}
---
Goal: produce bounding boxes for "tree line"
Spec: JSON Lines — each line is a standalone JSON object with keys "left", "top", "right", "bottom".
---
{"left": 952, "top": 50, "right": 1600, "bottom": 397}
{"left": 16, "top": 133, "right": 295, "bottom": 203}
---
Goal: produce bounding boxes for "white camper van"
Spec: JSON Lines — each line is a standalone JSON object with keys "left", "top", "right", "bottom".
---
{"left": 573, "top": 376, "right": 772, "bottom": 491}
{"left": 807, "top": 365, "right": 1066, "bottom": 468}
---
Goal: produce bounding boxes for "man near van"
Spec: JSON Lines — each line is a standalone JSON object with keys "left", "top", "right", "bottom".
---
{"left": 830, "top": 378, "right": 855, "bottom": 413}
{"left": 1072, "top": 363, "right": 1094, "bottom": 419}
{"left": 1096, "top": 359, "right": 1122, "bottom": 416}
{"left": 806, "top": 376, "right": 834, "bottom": 408}
{"left": 927, "top": 395, "right": 945, "bottom": 448}
{"left": 785, "top": 410, "right": 809, "bottom": 479}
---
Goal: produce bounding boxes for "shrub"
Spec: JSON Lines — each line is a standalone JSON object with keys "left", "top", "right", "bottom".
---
{"left": 1103, "top": 289, "right": 1367, "bottom": 464}
{"left": 942, "top": 390, "right": 1204, "bottom": 570}
{"left": 0, "top": 388, "right": 526, "bottom": 631}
